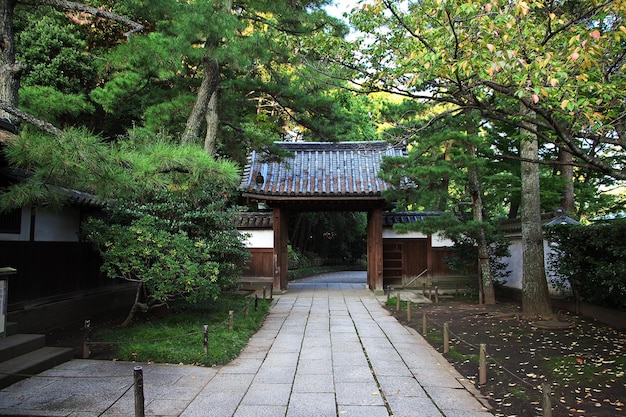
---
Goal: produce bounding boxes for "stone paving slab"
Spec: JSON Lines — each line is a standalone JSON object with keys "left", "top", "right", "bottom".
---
{"left": 0, "top": 272, "right": 492, "bottom": 416}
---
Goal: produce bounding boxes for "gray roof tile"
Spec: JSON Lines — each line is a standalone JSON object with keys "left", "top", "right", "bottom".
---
{"left": 240, "top": 141, "right": 405, "bottom": 199}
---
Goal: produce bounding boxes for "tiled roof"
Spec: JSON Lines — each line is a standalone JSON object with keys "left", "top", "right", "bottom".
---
{"left": 240, "top": 141, "right": 405, "bottom": 200}
{"left": 236, "top": 212, "right": 273, "bottom": 228}
{"left": 498, "top": 209, "right": 580, "bottom": 233}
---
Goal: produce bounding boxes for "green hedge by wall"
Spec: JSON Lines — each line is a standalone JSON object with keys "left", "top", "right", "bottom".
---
{"left": 547, "top": 219, "right": 626, "bottom": 311}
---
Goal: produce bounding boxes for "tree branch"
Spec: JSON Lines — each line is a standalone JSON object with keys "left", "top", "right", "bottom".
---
{"left": 19, "top": 0, "right": 144, "bottom": 37}
{"left": 0, "top": 101, "right": 61, "bottom": 135}
{"left": 383, "top": 0, "right": 436, "bottom": 54}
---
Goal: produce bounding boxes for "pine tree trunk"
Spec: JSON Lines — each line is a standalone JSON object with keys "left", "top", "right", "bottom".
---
{"left": 181, "top": 0, "right": 232, "bottom": 148}
{"left": 204, "top": 90, "right": 219, "bottom": 155}
{"left": 181, "top": 57, "right": 220, "bottom": 146}
{"left": 0, "top": 0, "right": 20, "bottom": 122}
{"left": 520, "top": 113, "right": 553, "bottom": 319}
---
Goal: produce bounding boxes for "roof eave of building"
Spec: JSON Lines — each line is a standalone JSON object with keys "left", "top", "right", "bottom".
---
{"left": 241, "top": 192, "right": 387, "bottom": 202}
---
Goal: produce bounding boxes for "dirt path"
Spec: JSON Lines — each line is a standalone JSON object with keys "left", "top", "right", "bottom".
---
{"left": 387, "top": 297, "right": 626, "bottom": 417}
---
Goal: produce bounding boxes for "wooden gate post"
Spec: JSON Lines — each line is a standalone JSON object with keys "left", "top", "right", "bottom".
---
{"left": 367, "top": 207, "right": 384, "bottom": 291}
{"left": 273, "top": 207, "right": 288, "bottom": 290}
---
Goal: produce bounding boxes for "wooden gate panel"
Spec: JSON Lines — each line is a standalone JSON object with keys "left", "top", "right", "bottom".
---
{"left": 242, "top": 248, "right": 274, "bottom": 278}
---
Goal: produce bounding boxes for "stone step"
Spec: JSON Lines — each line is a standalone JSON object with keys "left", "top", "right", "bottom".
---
{"left": 0, "top": 346, "right": 74, "bottom": 389}
{"left": 5, "top": 321, "right": 19, "bottom": 336}
{"left": 0, "top": 334, "right": 46, "bottom": 362}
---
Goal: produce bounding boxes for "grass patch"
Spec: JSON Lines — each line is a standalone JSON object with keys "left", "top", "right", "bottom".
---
{"left": 385, "top": 296, "right": 412, "bottom": 309}
{"left": 94, "top": 294, "right": 270, "bottom": 366}
{"left": 545, "top": 354, "right": 626, "bottom": 384}
{"left": 446, "top": 346, "right": 479, "bottom": 363}
{"left": 426, "top": 329, "right": 443, "bottom": 345}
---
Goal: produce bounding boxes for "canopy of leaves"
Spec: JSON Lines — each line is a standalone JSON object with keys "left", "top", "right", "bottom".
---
{"left": 323, "top": 0, "right": 626, "bottom": 181}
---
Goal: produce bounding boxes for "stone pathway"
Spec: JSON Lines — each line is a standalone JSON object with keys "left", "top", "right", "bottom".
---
{"left": 0, "top": 273, "right": 492, "bottom": 416}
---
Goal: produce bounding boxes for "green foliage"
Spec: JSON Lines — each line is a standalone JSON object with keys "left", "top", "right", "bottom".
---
{"left": 0, "top": 127, "right": 123, "bottom": 212}
{"left": 547, "top": 220, "right": 626, "bottom": 310}
{"left": 14, "top": 7, "right": 99, "bottom": 128}
{"left": 81, "top": 137, "right": 247, "bottom": 310}
{"left": 94, "top": 295, "right": 270, "bottom": 366}
{"left": 85, "top": 215, "right": 223, "bottom": 303}
{"left": 1, "top": 125, "right": 248, "bottom": 312}
{"left": 83, "top": 185, "right": 249, "bottom": 308}
{"left": 379, "top": 110, "right": 511, "bottom": 281}
{"left": 114, "top": 138, "right": 241, "bottom": 193}
{"left": 341, "top": 0, "right": 626, "bottom": 181}
{"left": 16, "top": 10, "right": 97, "bottom": 94}
{"left": 20, "top": 86, "right": 95, "bottom": 126}
{"left": 13, "top": 0, "right": 372, "bottom": 160}
{"left": 288, "top": 245, "right": 314, "bottom": 270}
{"left": 445, "top": 227, "right": 511, "bottom": 283}
{"left": 288, "top": 211, "right": 367, "bottom": 263}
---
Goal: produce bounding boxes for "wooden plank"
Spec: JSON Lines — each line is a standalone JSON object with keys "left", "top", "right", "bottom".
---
{"left": 273, "top": 208, "right": 289, "bottom": 290}
{"left": 367, "top": 208, "right": 383, "bottom": 291}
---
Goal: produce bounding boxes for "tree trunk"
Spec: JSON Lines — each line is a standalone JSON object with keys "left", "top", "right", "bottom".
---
{"left": 181, "top": 57, "right": 220, "bottom": 146}
{"left": 520, "top": 111, "right": 553, "bottom": 319}
{"left": 558, "top": 147, "right": 575, "bottom": 215}
{"left": 466, "top": 143, "right": 496, "bottom": 304}
{"left": 508, "top": 201, "right": 519, "bottom": 219}
{"left": 181, "top": 0, "right": 232, "bottom": 148}
{"left": 204, "top": 90, "right": 219, "bottom": 155}
{"left": 121, "top": 282, "right": 144, "bottom": 327}
{"left": 0, "top": 0, "right": 20, "bottom": 123}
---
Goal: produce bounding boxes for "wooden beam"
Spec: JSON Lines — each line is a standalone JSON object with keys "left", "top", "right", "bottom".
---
{"left": 367, "top": 208, "right": 384, "bottom": 291}
{"left": 273, "top": 207, "right": 289, "bottom": 290}
{"left": 426, "top": 234, "right": 433, "bottom": 279}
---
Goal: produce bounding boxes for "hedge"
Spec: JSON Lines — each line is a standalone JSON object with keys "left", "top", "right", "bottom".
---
{"left": 547, "top": 219, "right": 626, "bottom": 311}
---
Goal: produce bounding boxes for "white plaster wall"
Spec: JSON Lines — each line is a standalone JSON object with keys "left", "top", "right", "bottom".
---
{"left": 432, "top": 232, "right": 454, "bottom": 247}
{"left": 382, "top": 229, "right": 453, "bottom": 248}
{"left": 501, "top": 239, "right": 523, "bottom": 290}
{"left": 383, "top": 229, "right": 427, "bottom": 239}
{"left": 240, "top": 229, "right": 273, "bottom": 248}
{"left": 500, "top": 237, "right": 568, "bottom": 294}
{"left": 35, "top": 207, "right": 81, "bottom": 242}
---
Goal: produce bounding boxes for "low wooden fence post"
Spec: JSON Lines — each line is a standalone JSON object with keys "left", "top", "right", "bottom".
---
{"left": 134, "top": 366, "right": 145, "bottom": 417}
{"left": 422, "top": 311, "right": 427, "bottom": 335}
{"left": 542, "top": 382, "right": 552, "bottom": 417}
{"left": 82, "top": 320, "right": 91, "bottom": 359}
{"left": 443, "top": 322, "right": 449, "bottom": 353}
{"left": 479, "top": 343, "right": 487, "bottom": 385}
